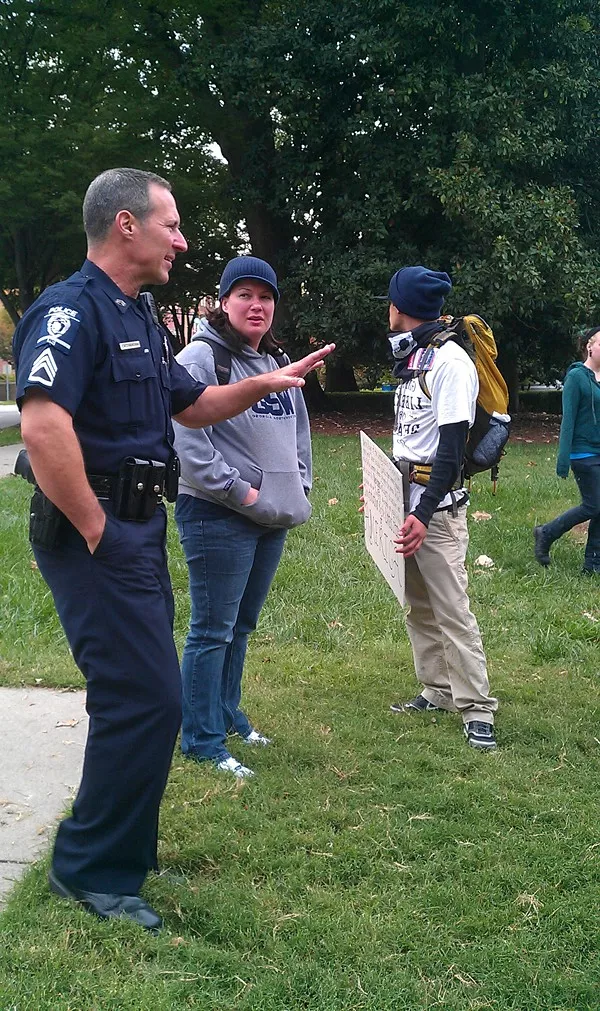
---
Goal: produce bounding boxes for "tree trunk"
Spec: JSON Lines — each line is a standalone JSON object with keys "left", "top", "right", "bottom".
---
{"left": 325, "top": 358, "right": 359, "bottom": 392}
{"left": 14, "top": 229, "right": 36, "bottom": 313}
{"left": 302, "top": 371, "right": 330, "bottom": 412}
{"left": 0, "top": 290, "right": 20, "bottom": 327}
{"left": 215, "top": 114, "right": 292, "bottom": 276}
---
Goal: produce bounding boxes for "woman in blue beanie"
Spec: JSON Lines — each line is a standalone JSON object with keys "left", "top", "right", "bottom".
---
{"left": 173, "top": 257, "right": 314, "bottom": 777}
{"left": 534, "top": 327, "right": 600, "bottom": 573}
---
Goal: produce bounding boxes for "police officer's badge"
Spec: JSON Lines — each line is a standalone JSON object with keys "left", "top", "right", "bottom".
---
{"left": 37, "top": 305, "right": 81, "bottom": 354}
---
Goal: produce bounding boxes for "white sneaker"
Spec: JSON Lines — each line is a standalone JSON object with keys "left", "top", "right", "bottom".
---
{"left": 243, "top": 730, "right": 272, "bottom": 746}
{"left": 215, "top": 755, "right": 255, "bottom": 778}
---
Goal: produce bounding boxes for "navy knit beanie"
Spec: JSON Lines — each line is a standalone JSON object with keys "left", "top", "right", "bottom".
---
{"left": 388, "top": 265, "right": 452, "bottom": 320}
{"left": 218, "top": 256, "right": 280, "bottom": 302}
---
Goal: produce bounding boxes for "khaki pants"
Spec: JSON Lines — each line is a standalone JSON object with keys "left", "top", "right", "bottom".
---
{"left": 404, "top": 507, "right": 497, "bottom": 724}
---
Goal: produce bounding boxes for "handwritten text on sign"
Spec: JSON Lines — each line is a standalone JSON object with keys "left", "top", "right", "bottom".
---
{"left": 360, "top": 431, "right": 405, "bottom": 606}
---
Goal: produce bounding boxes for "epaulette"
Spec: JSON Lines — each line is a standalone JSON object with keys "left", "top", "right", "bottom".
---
{"left": 37, "top": 272, "right": 90, "bottom": 308}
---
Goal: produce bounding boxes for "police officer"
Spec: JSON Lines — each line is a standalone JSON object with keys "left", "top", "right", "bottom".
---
{"left": 13, "top": 167, "right": 333, "bottom": 931}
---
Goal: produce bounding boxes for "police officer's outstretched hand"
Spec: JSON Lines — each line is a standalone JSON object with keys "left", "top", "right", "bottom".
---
{"left": 268, "top": 344, "right": 336, "bottom": 390}
{"left": 177, "top": 344, "right": 336, "bottom": 429}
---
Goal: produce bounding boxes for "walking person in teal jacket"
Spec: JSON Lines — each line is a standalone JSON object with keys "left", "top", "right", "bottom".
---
{"left": 534, "top": 328, "right": 600, "bottom": 574}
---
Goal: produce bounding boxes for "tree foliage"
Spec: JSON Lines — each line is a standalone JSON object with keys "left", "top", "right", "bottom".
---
{"left": 129, "top": 0, "right": 600, "bottom": 397}
{"left": 0, "top": 0, "right": 238, "bottom": 323}
{"left": 2, "top": 0, "right": 600, "bottom": 404}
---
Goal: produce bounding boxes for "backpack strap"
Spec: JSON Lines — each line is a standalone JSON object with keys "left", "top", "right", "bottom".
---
{"left": 192, "top": 336, "right": 232, "bottom": 385}
{"left": 192, "top": 335, "right": 288, "bottom": 385}
{"left": 414, "top": 330, "right": 458, "bottom": 399}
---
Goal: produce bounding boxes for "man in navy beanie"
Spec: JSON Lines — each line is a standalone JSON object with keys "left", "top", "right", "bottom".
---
{"left": 383, "top": 265, "right": 498, "bottom": 750}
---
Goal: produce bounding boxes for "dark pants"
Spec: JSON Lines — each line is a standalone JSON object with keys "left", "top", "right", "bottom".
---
{"left": 34, "top": 506, "right": 182, "bottom": 895}
{"left": 543, "top": 456, "right": 600, "bottom": 571}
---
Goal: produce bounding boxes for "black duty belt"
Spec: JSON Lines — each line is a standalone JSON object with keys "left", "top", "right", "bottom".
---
{"left": 87, "top": 457, "right": 179, "bottom": 520}
{"left": 88, "top": 474, "right": 117, "bottom": 500}
{"left": 88, "top": 469, "right": 166, "bottom": 501}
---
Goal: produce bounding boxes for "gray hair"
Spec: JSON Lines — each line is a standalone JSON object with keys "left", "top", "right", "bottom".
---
{"left": 82, "top": 167, "right": 171, "bottom": 243}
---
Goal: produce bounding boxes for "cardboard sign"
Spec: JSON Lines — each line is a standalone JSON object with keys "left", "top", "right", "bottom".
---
{"left": 360, "top": 431, "right": 405, "bottom": 605}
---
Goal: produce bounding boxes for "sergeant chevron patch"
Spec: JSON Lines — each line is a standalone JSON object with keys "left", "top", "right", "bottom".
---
{"left": 28, "top": 348, "right": 58, "bottom": 387}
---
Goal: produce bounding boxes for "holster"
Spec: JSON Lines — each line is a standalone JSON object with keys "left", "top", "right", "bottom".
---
{"left": 29, "top": 488, "right": 65, "bottom": 550}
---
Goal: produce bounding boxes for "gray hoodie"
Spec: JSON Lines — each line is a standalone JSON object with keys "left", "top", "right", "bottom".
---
{"left": 173, "top": 319, "right": 312, "bottom": 529}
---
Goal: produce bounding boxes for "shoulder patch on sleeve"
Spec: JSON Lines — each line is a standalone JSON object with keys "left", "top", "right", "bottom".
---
{"left": 36, "top": 305, "right": 81, "bottom": 354}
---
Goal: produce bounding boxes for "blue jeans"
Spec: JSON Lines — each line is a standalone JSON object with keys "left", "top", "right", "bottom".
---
{"left": 175, "top": 495, "right": 287, "bottom": 760}
{"left": 543, "top": 456, "right": 600, "bottom": 570}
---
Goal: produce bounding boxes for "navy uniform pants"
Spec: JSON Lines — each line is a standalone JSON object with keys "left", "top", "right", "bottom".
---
{"left": 34, "top": 506, "right": 181, "bottom": 895}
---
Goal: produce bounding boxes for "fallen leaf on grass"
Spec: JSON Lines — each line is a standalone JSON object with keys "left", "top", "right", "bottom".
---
{"left": 516, "top": 892, "right": 543, "bottom": 914}
{"left": 471, "top": 511, "right": 492, "bottom": 522}
{"left": 30, "top": 561, "right": 38, "bottom": 571}
{"left": 474, "top": 554, "right": 495, "bottom": 569}
{"left": 325, "top": 619, "right": 344, "bottom": 629}
{"left": 408, "top": 813, "right": 434, "bottom": 823}
{"left": 583, "top": 611, "right": 598, "bottom": 623}
{"left": 328, "top": 497, "right": 339, "bottom": 506}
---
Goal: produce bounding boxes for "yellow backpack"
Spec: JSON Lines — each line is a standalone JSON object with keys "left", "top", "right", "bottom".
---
{"left": 418, "top": 315, "right": 511, "bottom": 488}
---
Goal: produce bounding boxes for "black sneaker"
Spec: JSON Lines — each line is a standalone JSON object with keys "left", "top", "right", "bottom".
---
{"left": 533, "top": 526, "right": 551, "bottom": 566}
{"left": 390, "top": 694, "right": 444, "bottom": 714}
{"left": 464, "top": 721, "right": 497, "bottom": 750}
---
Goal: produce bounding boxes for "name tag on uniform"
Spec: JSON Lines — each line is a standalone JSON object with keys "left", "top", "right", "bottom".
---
{"left": 119, "top": 341, "right": 142, "bottom": 351}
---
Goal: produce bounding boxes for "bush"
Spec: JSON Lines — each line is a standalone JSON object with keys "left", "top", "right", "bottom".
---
{"left": 519, "top": 389, "right": 562, "bottom": 414}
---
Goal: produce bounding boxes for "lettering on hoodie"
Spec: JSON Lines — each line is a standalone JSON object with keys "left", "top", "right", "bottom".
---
{"left": 252, "top": 391, "right": 295, "bottom": 417}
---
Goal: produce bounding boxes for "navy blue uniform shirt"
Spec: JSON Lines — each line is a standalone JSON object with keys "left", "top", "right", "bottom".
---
{"left": 13, "top": 260, "right": 205, "bottom": 475}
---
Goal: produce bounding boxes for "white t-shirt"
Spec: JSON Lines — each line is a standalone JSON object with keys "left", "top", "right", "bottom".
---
{"left": 392, "top": 341, "right": 478, "bottom": 512}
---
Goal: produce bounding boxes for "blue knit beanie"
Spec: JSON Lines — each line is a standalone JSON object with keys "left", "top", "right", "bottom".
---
{"left": 218, "top": 256, "right": 280, "bottom": 302}
{"left": 388, "top": 265, "right": 452, "bottom": 320}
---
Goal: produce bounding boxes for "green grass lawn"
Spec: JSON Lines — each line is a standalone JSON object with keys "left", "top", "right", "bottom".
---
{"left": 0, "top": 423, "right": 21, "bottom": 447}
{"left": 0, "top": 435, "right": 599, "bottom": 1009}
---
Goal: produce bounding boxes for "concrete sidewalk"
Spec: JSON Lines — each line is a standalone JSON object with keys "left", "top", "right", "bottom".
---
{"left": 0, "top": 449, "right": 89, "bottom": 908}
{"left": 0, "top": 406, "right": 20, "bottom": 429}
{"left": 0, "top": 687, "right": 87, "bottom": 906}
{"left": 0, "top": 441, "right": 24, "bottom": 479}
